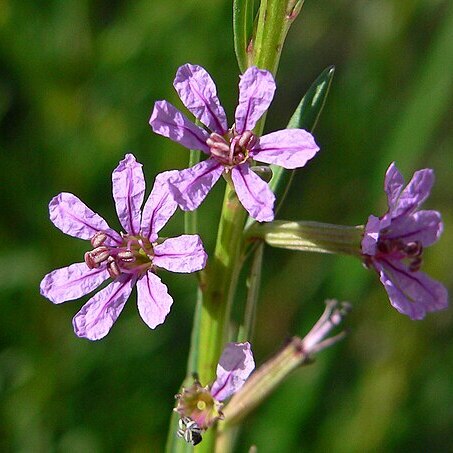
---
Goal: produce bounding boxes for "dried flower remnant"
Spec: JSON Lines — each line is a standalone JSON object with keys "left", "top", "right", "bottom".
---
{"left": 221, "top": 300, "right": 351, "bottom": 426}
{"left": 175, "top": 342, "right": 255, "bottom": 442}
{"left": 361, "top": 162, "right": 448, "bottom": 319}
{"left": 150, "top": 64, "right": 320, "bottom": 222}
{"left": 40, "top": 154, "right": 207, "bottom": 340}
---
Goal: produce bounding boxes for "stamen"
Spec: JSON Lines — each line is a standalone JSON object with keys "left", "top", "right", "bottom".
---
{"left": 409, "top": 256, "right": 423, "bottom": 272}
{"left": 377, "top": 239, "right": 392, "bottom": 254}
{"left": 238, "top": 130, "right": 257, "bottom": 149}
{"left": 117, "top": 250, "right": 135, "bottom": 262}
{"left": 404, "top": 241, "right": 423, "bottom": 257}
{"left": 107, "top": 257, "right": 121, "bottom": 278}
{"left": 91, "top": 231, "right": 107, "bottom": 248}
{"left": 84, "top": 246, "right": 110, "bottom": 269}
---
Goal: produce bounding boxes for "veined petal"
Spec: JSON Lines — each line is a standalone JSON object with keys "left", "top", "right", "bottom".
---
{"left": 385, "top": 210, "right": 443, "bottom": 247}
{"left": 72, "top": 275, "right": 135, "bottom": 340}
{"left": 231, "top": 164, "right": 275, "bottom": 222}
{"left": 235, "top": 67, "right": 276, "bottom": 134}
{"left": 40, "top": 262, "right": 110, "bottom": 304}
{"left": 112, "top": 154, "right": 145, "bottom": 235}
{"left": 174, "top": 64, "right": 228, "bottom": 134}
{"left": 150, "top": 100, "right": 210, "bottom": 153}
{"left": 253, "top": 129, "right": 320, "bottom": 169}
{"left": 377, "top": 259, "right": 448, "bottom": 320}
{"left": 49, "top": 193, "right": 121, "bottom": 245}
{"left": 391, "top": 166, "right": 434, "bottom": 218}
{"left": 384, "top": 162, "right": 404, "bottom": 211}
{"left": 168, "top": 159, "right": 224, "bottom": 211}
{"left": 361, "top": 215, "right": 382, "bottom": 256}
{"left": 211, "top": 342, "right": 255, "bottom": 402}
{"left": 141, "top": 170, "right": 178, "bottom": 241}
{"left": 153, "top": 235, "right": 207, "bottom": 273}
{"left": 136, "top": 272, "right": 173, "bottom": 329}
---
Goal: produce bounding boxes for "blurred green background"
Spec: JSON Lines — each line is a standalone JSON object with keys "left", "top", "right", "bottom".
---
{"left": 1, "top": 0, "right": 452, "bottom": 452}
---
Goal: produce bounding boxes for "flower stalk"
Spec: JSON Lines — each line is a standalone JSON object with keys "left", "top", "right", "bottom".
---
{"left": 245, "top": 220, "right": 364, "bottom": 256}
{"left": 219, "top": 300, "right": 351, "bottom": 430}
{"left": 253, "top": 0, "right": 304, "bottom": 75}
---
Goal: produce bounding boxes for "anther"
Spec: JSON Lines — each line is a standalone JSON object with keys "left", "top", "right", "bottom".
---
{"left": 404, "top": 241, "right": 423, "bottom": 257}
{"left": 85, "top": 246, "right": 110, "bottom": 268}
{"left": 117, "top": 250, "right": 135, "bottom": 262}
{"left": 107, "top": 257, "right": 121, "bottom": 278}
{"left": 377, "top": 239, "right": 392, "bottom": 254}
{"left": 91, "top": 231, "right": 107, "bottom": 248}
{"left": 238, "top": 130, "right": 257, "bottom": 149}
{"left": 409, "top": 256, "right": 423, "bottom": 272}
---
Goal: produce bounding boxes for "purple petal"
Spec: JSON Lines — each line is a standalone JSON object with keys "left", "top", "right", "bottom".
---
{"left": 153, "top": 235, "right": 207, "bottom": 273}
{"left": 72, "top": 275, "right": 135, "bottom": 340}
{"left": 384, "top": 210, "right": 443, "bottom": 247}
{"left": 136, "top": 272, "right": 173, "bottom": 329}
{"left": 49, "top": 193, "right": 121, "bottom": 245}
{"left": 40, "top": 262, "right": 110, "bottom": 304}
{"left": 235, "top": 67, "right": 276, "bottom": 134}
{"left": 211, "top": 342, "right": 255, "bottom": 402}
{"left": 150, "top": 100, "right": 210, "bottom": 153}
{"left": 391, "top": 166, "right": 434, "bottom": 218}
{"left": 174, "top": 64, "right": 228, "bottom": 134}
{"left": 377, "top": 259, "right": 448, "bottom": 320}
{"left": 253, "top": 129, "right": 319, "bottom": 169}
{"left": 168, "top": 159, "right": 224, "bottom": 211}
{"left": 112, "top": 154, "right": 146, "bottom": 235}
{"left": 384, "top": 162, "right": 404, "bottom": 211}
{"left": 231, "top": 164, "right": 275, "bottom": 222}
{"left": 141, "top": 170, "right": 179, "bottom": 241}
{"left": 361, "top": 215, "right": 382, "bottom": 256}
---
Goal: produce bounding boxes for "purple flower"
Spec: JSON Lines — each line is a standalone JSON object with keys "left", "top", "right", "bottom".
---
{"left": 175, "top": 342, "right": 255, "bottom": 430}
{"left": 361, "top": 162, "right": 448, "bottom": 319}
{"left": 40, "top": 154, "right": 207, "bottom": 340}
{"left": 149, "top": 64, "right": 319, "bottom": 222}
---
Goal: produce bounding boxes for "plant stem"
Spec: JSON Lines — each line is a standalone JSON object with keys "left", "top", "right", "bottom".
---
{"left": 253, "top": 0, "right": 303, "bottom": 75}
{"left": 197, "top": 181, "right": 247, "bottom": 383}
{"left": 195, "top": 181, "right": 247, "bottom": 453}
{"left": 245, "top": 220, "right": 364, "bottom": 256}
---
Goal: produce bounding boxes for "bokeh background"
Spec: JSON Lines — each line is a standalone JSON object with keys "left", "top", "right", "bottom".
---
{"left": 1, "top": 0, "right": 453, "bottom": 452}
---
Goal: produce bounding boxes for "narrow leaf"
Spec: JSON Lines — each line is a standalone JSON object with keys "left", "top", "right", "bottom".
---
{"left": 233, "top": 0, "right": 256, "bottom": 72}
{"left": 269, "top": 66, "right": 335, "bottom": 200}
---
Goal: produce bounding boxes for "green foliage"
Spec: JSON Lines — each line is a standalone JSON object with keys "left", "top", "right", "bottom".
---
{"left": 0, "top": 1, "right": 452, "bottom": 452}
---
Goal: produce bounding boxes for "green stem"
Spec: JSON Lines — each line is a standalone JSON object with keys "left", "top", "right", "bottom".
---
{"left": 195, "top": 181, "right": 247, "bottom": 453}
{"left": 245, "top": 220, "right": 364, "bottom": 256}
{"left": 237, "top": 242, "right": 263, "bottom": 342}
{"left": 197, "top": 181, "right": 247, "bottom": 383}
{"left": 253, "top": 0, "right": 304, "bottom": 75}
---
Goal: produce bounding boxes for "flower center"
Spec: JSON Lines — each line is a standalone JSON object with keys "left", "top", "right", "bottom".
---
{"left": 84, "top": 231, "right": 154, "bottom": 278}
{"left": 174, "top": 377, "right": 224, "bottom": 430}
{"left": 376, "top": 237, "right": 423, "bottom": 272}
{"left": 207, "top": 130, "right": 257, "bottom": 167}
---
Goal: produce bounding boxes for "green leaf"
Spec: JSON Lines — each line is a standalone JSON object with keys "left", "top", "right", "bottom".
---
{"left": 287, "top": 65, "right": 335, "bottom": 130}
{"left": 269, "top": 65, "right": 335, "bottom": 204}
{"left": 233, "top": 0, "right": 255, "bottom": 72}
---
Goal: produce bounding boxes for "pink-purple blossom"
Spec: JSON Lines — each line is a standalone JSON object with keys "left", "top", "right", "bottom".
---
{"left": 149, "top": 64, "right": 320, "bottom": 222}
{"left": 40, "top": 154, "right": 207, "bottom": 340}
{"left": 361, "top": 162, "right": 448, "bottom": 319}
{"left": 175, "top": 342, "right": 255, "bottom": 430}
